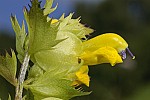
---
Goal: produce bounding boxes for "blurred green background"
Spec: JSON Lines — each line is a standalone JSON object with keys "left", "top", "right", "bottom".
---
{"left": 1, "top": 0, "right": 150, "bottom": 100}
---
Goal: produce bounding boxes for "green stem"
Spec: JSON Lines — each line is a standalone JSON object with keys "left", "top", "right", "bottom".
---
{"left": 15, "top": 53, "right": 30, "bottom": 100}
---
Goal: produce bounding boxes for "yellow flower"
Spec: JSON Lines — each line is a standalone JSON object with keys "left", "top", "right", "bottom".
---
{"left": 51, "top": 19, "right": 58, "bottom": 24}
{"left": 72, "top": 65, "right": 90, "bottom": 87}
{"left": 79, "top": 33, "right": 128, "bottom": 67}
{"left": 82, "top": 33, "right": 128, "bottom": 53}
{"left": 80, "top": 46, "right": 123, "bottom": 66}
{"left": 74, "top": 33, "right": 135, "bottom": 86}
{"left": 80, "top": 33, "right": 135, "bottom": 66}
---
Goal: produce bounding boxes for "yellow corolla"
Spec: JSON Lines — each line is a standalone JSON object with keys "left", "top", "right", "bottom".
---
{"left": 51, "top": 19, "right": 58, "bottom": 24}
{"left": 72, "top": 65, "right": 90, "bottom": 87}
{"left": 80, "top": 46, "right": 123, "bottom": 66}
{"left": 83, "top": 33, "right": 128, "bottom": 53}
{"left": 80, "top": 33, "right": 135, "bottom": 66}
{"left": 74, "top": 33, "right": 135, "bottom": 86}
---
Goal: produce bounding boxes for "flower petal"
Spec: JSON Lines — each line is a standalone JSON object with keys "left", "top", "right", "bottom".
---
{"left": 51, "top": 19, "right": 58, "bottom": 24}
{"left": 82, "top": 33, "right": 128, "bottom": 53}
{"left": 72, "top": 65, "right": 90, "bottom": 87}
{"left": 80, "top": 46, "right": 123, "bottom": 66}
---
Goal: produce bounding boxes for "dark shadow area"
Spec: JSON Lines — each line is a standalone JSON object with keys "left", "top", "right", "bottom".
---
{"left": 0, "top": 31, "right": 15, "bottom": 50}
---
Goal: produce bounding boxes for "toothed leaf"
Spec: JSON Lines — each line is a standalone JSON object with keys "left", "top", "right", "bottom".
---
{"left": 11, "top": 16, "right": 26, "bottom": 63}
{"left": 24, "top": 0, "right": 60, "bottom": 55}
{"left": 59, "top": 14, "right": 94, "bottom": 39}
{"left": 44, "top": 0, "right": 57, "bottom": 15}
{"left": 34, "top": 31, "right": 82, "bottom": 72}
{"left": 26, "top": 31, "right": 89, "bottom": 99}
{"left": 0, "top": 50, "right": 17, "bottom": 86}
{"left": 25, "top": 69, "right": 90, "bottom": 100}
{"left": 11, "top": 16, "right": 26, "bottom": 55}
{"left": 16, "top": 0, "right": 93, "bottom": 99}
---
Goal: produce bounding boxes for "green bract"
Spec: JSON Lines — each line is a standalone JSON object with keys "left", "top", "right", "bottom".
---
{"left": 24, "top": 0, "right": 60, "bottom": 55}
{"left": 0, "top": 50, "right": 17, "bottom": 86}
{"left": 10, "top": 0, "right": 92, "bottom": 99}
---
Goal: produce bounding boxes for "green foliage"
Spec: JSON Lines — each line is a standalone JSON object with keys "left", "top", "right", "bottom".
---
{"left": 24, "top": 0, "right": 61, "bottom": 55}
{"left": 1, "top": 0, "right": 94, "bottom": 99}
{"left": 21, "top": 0, "right": 91, "bottom": 99}
{"left": 34, "top": 31, "right": 82, "bottom": 72}
{"left": 58, "top": 14, "right": 94, "bottom": 39}
{"left": 28, "top": 63, "right": 44, "bottom": 80}
{"left": 0, "top": 50, "right": 17, "bottom": 86}
{"left": 11, "top": 16, "right": 26, "bottom": 55}
{"left": 25, "top": 69, "right": 90, "bottom": 100}
{"left": 11, "top": 16, "right": 26, "bottom": 63}
{"left": 44, "top": 0, "right": 57, "bottom": 15}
